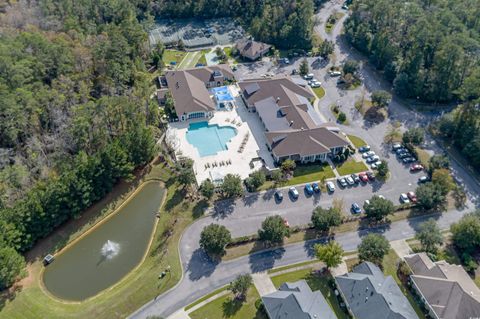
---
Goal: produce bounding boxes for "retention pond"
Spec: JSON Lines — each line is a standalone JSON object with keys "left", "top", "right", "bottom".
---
{"left": 42, "top": 181, "right": 165, "bottom": 301}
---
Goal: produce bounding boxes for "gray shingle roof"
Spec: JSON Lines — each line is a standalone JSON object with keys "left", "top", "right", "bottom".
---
{"left": 404, "top": 253, "right": 480, "bottom": 319}
{"left": 262, "top": 280, "right": 337, "bottom": 319}
{"left": 335, "top": 262, "right": 419, "bottom": 319}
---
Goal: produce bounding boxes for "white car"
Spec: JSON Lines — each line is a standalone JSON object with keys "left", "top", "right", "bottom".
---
{"left": 371, "top": 160, "right": 382, "bottom": 169}
{"left": 329, "top": 70, "right": 342, "bottom": 77}
{"left": 326, "top": 181, "right": 335, "bottom": 193}
{"left": 362, "top": 151, "right": 376, "bottom": 159}
{"left": 304, "top": 73, "right": 314, "bottom": 80}
{"left": 289, "top": 187, "right": 299, "bottom": 199}
{"left": 310, "top": 81, "right": 321, "bottom": 88}
{"left": 400, "top": 193, "right": 410, "bottom": 204}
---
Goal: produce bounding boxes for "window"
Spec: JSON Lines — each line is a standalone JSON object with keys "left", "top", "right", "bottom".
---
{"left": 188, "top": 112, "right": 205, "bottom": 119}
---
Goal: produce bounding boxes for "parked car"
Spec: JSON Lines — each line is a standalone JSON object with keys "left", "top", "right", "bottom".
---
{"left": 407, "top": 191, "right": 417, "bottom": 203}
{"left": 305, "top": 183, "right": 314, "bottom": 195}
{"left": 402, "top": 157, "right": 416, "bottom": 164}
{"left": 289, "top": 187, "right": 299, "bottom": 199}
{"left": 275, "top": 191, "right": 283, "bottom": 201}
{"left": 346, "top": 176, "right": 355, "bottom": 186}
{"left": 366, "top": 155, "right": 380, "bottom": 163}
{"left": 351, "top": 173, "right": 361, "bottom": 184}
{"left": 398, "top": 152, "right": 411, "bottom": 159}
{"left": 410, "top": 164, "right": 424, "bottom": 172}
{"left": 337, "top": 177, "right": 348, "bottom": 188}
{"left": 351, "top": 203, "right": 362, "bottom": 214}
{"left": 291, "top": 69, "right": 297, "bottom": 75}
{"left": 371, "top": 161, "right": 382, "bottom": 169}
{"left": 366, "top": 171, "right": 375, "bottom": 181}
{"left": 329, "top": 70, "right": 342, "bottom": 77}
{"left": 396, "top": 148, "right": 408, "bottom": 154}
{"left": 312, "top": 182, "right": 320, "bottom": 193}
{"left": 342, "top": 4, "right": 349, "bottom": 10}
{"left": 418, "top": 176, "right": 429, "bottom": 184}
{"left": 326, "top": 181, "right": 335, "bottom": 193}
{"left": 358, "top": 145, "right": 371, "bottom": 153}
{"left": 303, "top": 73, "right": 314, "bottom": 80}
{"left": 359, "top": 172, "right": 369, "bottom": 182}
{"left": 392, "top": 143, "right": 402, "bottom": 151}
{"left": 362, "top": 151, "right": 376, "bottom": 159}
{"left": 310, "top": 81, "right": 321, "bottom": 88}
{"left": 400, "top": 193, "right": 410, "bottom": 204}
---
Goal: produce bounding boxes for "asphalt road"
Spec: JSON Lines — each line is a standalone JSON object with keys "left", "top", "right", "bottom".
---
{"left": 130, "top": 2, "right": 480, "bottom": 318}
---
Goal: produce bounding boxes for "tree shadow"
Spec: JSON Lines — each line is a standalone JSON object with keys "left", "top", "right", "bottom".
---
{"left": 262, "top": 189, "right": 275, "bottom": 201}
{"left": 0, "top": 285, "right": 22, "bottom": 311}
{"left": 303, "top": 235, "right": 329, "bottom": 258}
{"left": 357, "top": 220, "right": 392, "bottom": 238}
{"left": 164, "top": 187, "right": 185, "bottom": 212}
{"left": 242, "top": 192, "right": 259, "bottom": 207}
{"left": 192, "top": 199, "right": 209, "bottom": 219}
{"left": 187, "top": 249, "right": 219, "bottom": 281}
{"left": 248, "top": 243, "right": 286, "bottom": 273}
{"left": 222, "top": 297, "right": 243, "bottom": 317}
{"left": 406, "top": 208, "right": 442, "bottom": 233}
{"left": 212, "top": 200, "right": 236, "bottom": 219}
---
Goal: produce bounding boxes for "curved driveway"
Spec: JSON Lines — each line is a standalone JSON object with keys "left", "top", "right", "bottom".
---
{"left": 130, "top": 2, "right": 480, "bottom": 318}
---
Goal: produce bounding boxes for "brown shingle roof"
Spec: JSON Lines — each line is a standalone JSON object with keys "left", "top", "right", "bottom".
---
{"left": 165, "top": 65, "right": 234, "bottom": 117}
{"left": 236, "top": 40, "right": 271, "bottom": 60}
{"left": 405, "top": 253, "right": 480, "bottom": 319}
{"left": 265, "top": 127, "right": 349, "bottom": 158}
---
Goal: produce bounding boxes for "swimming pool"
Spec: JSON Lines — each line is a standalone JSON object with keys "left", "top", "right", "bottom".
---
{"left": 212, "top": 86, "right": 234, "bottom": 102}
{"left": 186, "top": 122, "right": 237, "bottom": 157}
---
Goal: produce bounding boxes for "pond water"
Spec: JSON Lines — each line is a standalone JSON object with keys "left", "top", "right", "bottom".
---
{"left": 42, "top": 181, "right": 165, "bottom": 301}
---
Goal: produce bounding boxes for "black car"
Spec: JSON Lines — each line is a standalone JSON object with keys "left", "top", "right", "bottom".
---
{"left": 275, "top": 191, "right": 283, "bottom": 201}
{"left": 402, "top": 157, "right": 416, "bottom": 164}
{"left": 291, "top": 69, "right": 297, "bottom": 75}
{"left": 351, "top": 173, "right": 361, "bottom": 184}
{"left": 398, "top": 152, "right": 411, "bottom": 159}
{"left": 366, "top": 171, "right": 375, "bottom": 180}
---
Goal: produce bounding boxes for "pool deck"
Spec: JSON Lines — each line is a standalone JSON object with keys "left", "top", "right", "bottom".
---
{"left": 166, "top": 86, "right": 275, "bottom": 184}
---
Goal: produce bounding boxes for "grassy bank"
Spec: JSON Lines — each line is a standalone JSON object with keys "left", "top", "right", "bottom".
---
{"left": 0, "top": 162, "right": 207, "bottom": 319}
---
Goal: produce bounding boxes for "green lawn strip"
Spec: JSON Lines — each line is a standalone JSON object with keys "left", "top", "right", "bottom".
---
{"left": 189, "top": 286, "right": 266, "bottom": 319}
{"left": 347, "top": 134, "right": 367, "bottom": 148}
{"left": 312, "top": 87, "right": 325, "bottom": 99}
{"left": 382, "top": 250, "right": 426, "bottom": 319}
{"left": 0, "top": 167, "right": 206, "bottom": 319}
{"left": 162, "top": 49, "right": 187, "bottom": 67}
{"left": 288, "top": 163, "right": 335, "bottom": 185}
{"left": 270, "top": 269, "right": 349, "bottom": 319}
{"left": 185, "top": 286, "right": 229, "bottom": 311}
{"left": 336, "top": 160, "right": 368, "bottom": 176}
{"left": 267, "top": 260, "right": 320, "bottom": 274}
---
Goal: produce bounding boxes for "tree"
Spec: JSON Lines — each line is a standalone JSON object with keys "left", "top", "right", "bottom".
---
{"left": 220, "top": 174, "right": 243, "bottom": 198}
{"left": 431, "top": 169, "right": 454, "bottom": 195}
{"left": 416, "top": 182, "right": 446, "bottom": 210}
{"left": 311, "top": 207, "right": 342, "bottom": 232}
{"left": 428, "top": 155, "right": 450, "bottom": 175}
{"left": 342, "top": 59, "right": 359, "bottom": 75}
{"left": 271, "top": 169, "right": 284, "bottom": 184}
{"left": 337, "top": 112, "right": 347, "bottom": 123}
{"left": 451, "top": 211, "right": 480, "bottom": 255}
{"left": 364, "top": 196, "right": 394, "bottom": 221}
{"left": 300, "top": 58, "right": 309, "bottom": 76}
{"left": 281, "top": 159, "right": 296, "bottom": 174}
{"left": 200, "top": 179, "right": 215, "bottom": 199}
{"left": 402, "top": 128, "right": 425, "bottom": 145}
{"left": 376, "top": 160, "right": 389, "bottom": 178}
{"left": 245, "top": 170, "right": 266, "bottom": 191}
{"left": 358, "top": 233, "right": 390, "bottom": 265}
{"left": 319, "top": 40, "right": 334, "bottom": 58}
{"left": 164, "top": 92, "right": 176, "bottom": 118}
{"left": 0, "top": 245, "right": 26, "bottom": 290}
{"left": 371, "top": 90, "right": 392, "bottom": 108}
{"left": 258, "top": 215, "right": 290, "bottom": 245}
{"left": 314, "top": 241, "right": 344, "bottom": 269}
{"left": 199, "top": 224, "right": 232, "bottom": 256}
{"left": 229, "top": 274, "right": 252, "bottom": 300}
{"left": 415, "top": 219, "right": 443, "bottom": 254}
{"left": 176, "top": 159, "right": 195, "bottom": 189}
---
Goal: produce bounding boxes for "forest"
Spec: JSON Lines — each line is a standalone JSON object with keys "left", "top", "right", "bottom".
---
{"left": 344, "top": 0, "right": 480, "bottom": 102}
{"left": 0, "top": 0, "right": 159, "bottom": 289}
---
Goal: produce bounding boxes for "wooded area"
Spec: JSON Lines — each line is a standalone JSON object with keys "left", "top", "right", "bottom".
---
{"left": 345, "top": 0, "right": 480, "bottom": 102}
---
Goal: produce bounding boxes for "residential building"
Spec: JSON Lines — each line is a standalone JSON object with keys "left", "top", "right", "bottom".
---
{"left": 404, "top": 253, "right": 480, "bottom": 319}
{"left": 160, "top": 65, "right": 235, "bottom": 121}
{"left": 335, "top": 262, "right": 419, "bottom": 319}
{"left": 262, "top": 280, "right": 337, "bottom": 319}
{"left": 236, "top": 39, "right": 271, "bottom": 61}
{"left": 238, "top": 76, "right": 349, "bottom": 164}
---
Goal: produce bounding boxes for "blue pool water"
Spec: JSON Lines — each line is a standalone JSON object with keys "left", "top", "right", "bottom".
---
{"left": 212, "top": 86, "right": 234, "bottom": 102}
{"left": 186, "top": 122, "right": 237, "bottom": 157}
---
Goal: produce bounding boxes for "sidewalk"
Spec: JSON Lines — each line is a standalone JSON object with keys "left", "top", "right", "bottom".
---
{"left": 252, "top": 272, "right": 276, "bottom": 296}
{"left": 390, "top": 239, "right": 412, "bottom": 259}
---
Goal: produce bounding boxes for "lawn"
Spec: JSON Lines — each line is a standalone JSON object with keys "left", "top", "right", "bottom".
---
{"left": 189, "top": 286, "right": 266, "bottom": 319}
{"left": 162, "top": 49, "right": 187, "bottom": 67}
{"left": 347, "top": 134, "right": 367, "bottom": 149}
{"left": 288, "top": 163, "right": 335, "bottom": 185}
{"left": 185, "top": 286, "right": 228, "bottom": 311}
{"left": 414, "top": 147, "right": 432, "bottom": 169}
{"left": 336, "top": 159, "right": 368, "bottom": 176}
{"left": 312, "top": 86, "right": 325, "bottom": 99}
{"left": 0, "top": 163, "right": 208, "bottom": 319}
{"left": 382, "top": 250, "right": 426, "bottom": 319}
{"left": 270, "top": 268, "right": 349, "bottom": 319}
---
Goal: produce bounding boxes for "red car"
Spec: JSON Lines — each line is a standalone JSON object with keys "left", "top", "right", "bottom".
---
{"left": 407, "top": 191, "right": 417, "bottom": 203}
{"left": 358, "top": 172, "right": 369, "bottom": 182}
{"left": 410, "top": 164, "right": 424, "bottom": 172}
